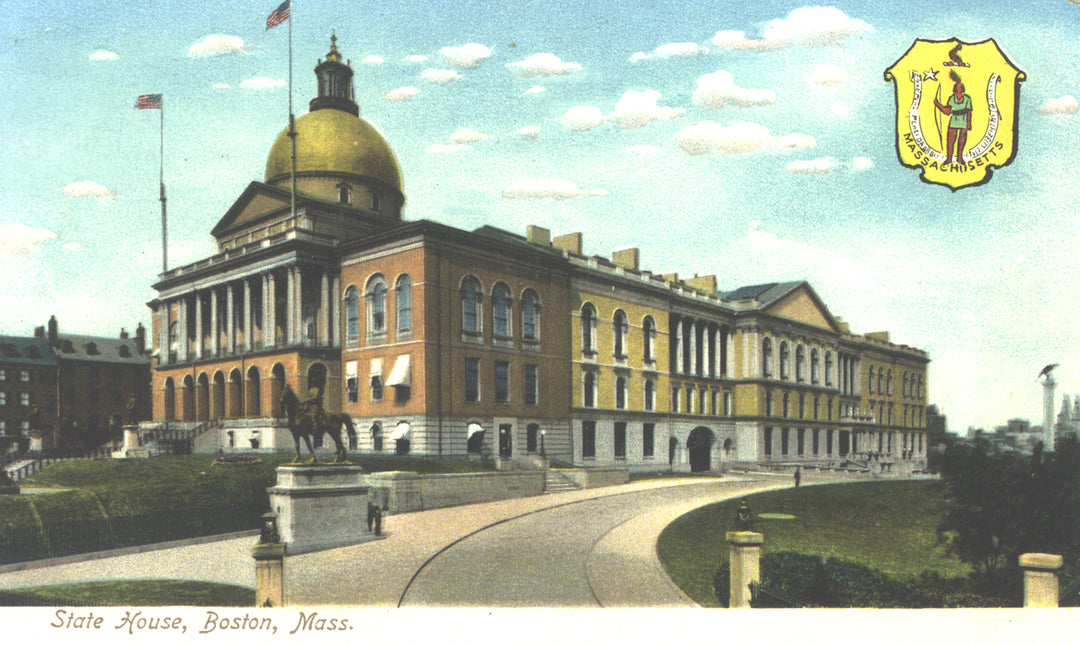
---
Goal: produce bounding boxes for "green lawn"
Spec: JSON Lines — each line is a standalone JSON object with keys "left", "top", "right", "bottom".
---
{"left": 0, "top": 580, "right": 255, "bottom": 606}
{"left": 658, "top": 480, "right": 971, "bottom": 606}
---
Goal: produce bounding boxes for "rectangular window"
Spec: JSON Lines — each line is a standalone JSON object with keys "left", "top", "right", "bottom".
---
{"left": 495, "top": 361, "right": 510, "bottom": 403}
{"left": 813, "top": 429, "right": 820, "bottom": 455}
{"left": 614, "top": 422, "right": 627, "bottom": 459}
{"left": 524, "top": 364, "right": 538, "bottom": 405}
{"left": 0, "top": 420, "right": 5, "bottom": 433}
{"left": 797, "top": 429, "right": 805, "bottom": 456}
{"left": 0, "top": 392, "right": 4, "bottom": 406}
{"left": 643, "top": 422, "right": 655, "bottom": 458}
{"left": 764, "top": 427, "right": 773, "bottom": 457}
{"left": 20, "top": 392, "right": 31, "bottom": 406}
{"left": 781, "top": 427, "right": 789, "bottom": 456}
{"left": 370, "top": 375, "right": 383, "bottom": 402}
{"left": 724, "top": 391, "right": 732, "bottom": 416}
{"left": 827, "top": 430, "right": 834, "bottom": 456}
{"left": 0, "top": 369, "right": 5, "bottom": 381}
{"left": 465, "top": 358, "right": 480, "bottom": 402}
{"left": 347, "top": 376, "right": 358, "bottom": 403}
{"left": 20, "top": 370, "right": 30, "bottom": 383}
{"left": 582, "top": 420, "right": 596, "bottom": 459}
{"left": 672, "top": 386, "right": 680, "bottom": 413}
{"left": 711, "top": 391, "right": 718, "bottom": 416}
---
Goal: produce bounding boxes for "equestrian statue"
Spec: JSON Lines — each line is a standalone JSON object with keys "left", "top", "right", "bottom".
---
{"left": 279, "top": 384, "right": 356, "bottom": 464}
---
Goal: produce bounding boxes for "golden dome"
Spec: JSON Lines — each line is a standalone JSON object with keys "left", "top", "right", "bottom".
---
{"left": 264, "top": 108, "right": 402, "bottom": 193}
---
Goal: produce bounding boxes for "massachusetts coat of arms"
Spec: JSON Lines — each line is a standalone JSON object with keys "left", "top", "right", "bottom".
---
{"left": 885, "top": 38, "right": 1026, "bottom": 190}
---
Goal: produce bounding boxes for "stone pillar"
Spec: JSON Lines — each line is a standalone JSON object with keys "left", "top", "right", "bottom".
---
{"left": 727, "top": 531, "right": 764, "bottom": 608}
{"left": 267, "top": 272, "right": 277, "bottom": 349}
{"left": 1043, "top": 376, "right": 1057, "bottom": 452}
{"left": 672, "top": 316, "right": 682, "bottom": 374}
{"left": 331, "top": 275, "right": 340, "bottom": 347}
{"left": 686, "top": 319, "right": 695, "bottom": 376}
{"left": 178, "top": 296, "right": 189, "bottom": 362}
{"left": 158, "top": 301, "right": 169, "bottom": 364}
{"left": 320, "top": 271, "right": 330, "bottom": 346}
{"left": 243, "top": 279, "right": 252, "bottom": 352}
{"left": 226, "top": 284, "right": 235, "bottom": 355}
{"left": 210, "top": 288, "right": 219, "bottom": 357}
{"left": 194, "top": 291, "right": 203, "bottom": 359}
{"left": 1020, "top": 553, "right": 1063, "bottom": 608}
{"left": 252, "top": 512, "right": 286, "bottom": 608}
{"left": 286, "top": 268, "right": 296, "bottom": 345}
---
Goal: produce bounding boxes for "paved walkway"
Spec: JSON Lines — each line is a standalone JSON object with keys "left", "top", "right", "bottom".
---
{"left": 0, "top": 473, "right": 796, "bottom": 606}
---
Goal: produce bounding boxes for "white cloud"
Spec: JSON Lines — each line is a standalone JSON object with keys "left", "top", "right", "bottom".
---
{"left": 810, "top": 63, "right": 848, "bottom": 86}
{"left": 563, "top": 106, "right": 605, "bottom": 132}
{"left": 621, "top": 144, "right": 660, "bottom": 157}
{"left": 385, "top": 86, "right": 420, "bottom": 102}
{"left": 502, "top": 179, "right": 608, "bottom": 201}
{"left": 516, "top": 126, "right": 541, "bottom": 140}
{"left": 0, "top": 223, "right": 57, "bottom": 256}
{"left": 421, "top": 68, "right": 461, "bottom": 84}
{"left": 439, "top": 43, "right": 492, "bottom": 69}
{"left": 693, "top": 70, "right": 775, "bottom": 109}
{"left": 1036, "top": 95, "right": 1078, "bottom": 115}
{"left": 774, "top": 133, "right": 816, "bottom": 150}
{"left": 240, "top": 77, "right": 285, "bottom": 90}
{"left": 188, "top": 35, "right": 245, "bottom": 58}
{"left": 609, "top": 90, "right": 684, "bottom": 129}
{"left": 674, "top": 121, "right": 773, "bottom": 156}
{"left": 212, "top": 83, "right": 231, "bottom": 90}
{"left": 62, "top": 181, "right": 118, "bottom": 200}
{"left": 853, "top": 157, "right": 874, "bottom": 171}
{"left": 786, "top": 158, "right": 841, "bottom": 175}
{"left": 712, "top": 7, "right": 871, "bottom": 52}
{"left": 506, "top": 53, "right": 582, "bottom": 78}
{"left": 449, "top": 128, "right": 490, "bottom": 144}
{"left": 524, "top": 86, "right": 546, "bottom": 95}
{"left": 631, "top": 42, "right": 708, "bottom": 62}
{"left": 89, "top": 50, "right": 118, "bottom": 61}
{"left": 362, "top": 55, "right": 384, "bottom": 65}
{"left": 830, "top": 102, "right": 851, "bottom": 118}
{"left": 426, "top": 143, "right": 467, "bottom": 154}
{"left": 406, "top": 55, "right": 428, "bottom": 63}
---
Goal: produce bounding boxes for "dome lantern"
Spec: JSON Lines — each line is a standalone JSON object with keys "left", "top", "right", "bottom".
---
{"left": 310, "top": 33, "right": 358, "bottom": 116}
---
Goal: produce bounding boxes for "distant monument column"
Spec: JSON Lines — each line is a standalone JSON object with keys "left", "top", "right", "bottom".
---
{"left": 1043, "top": 372, "right": 1057, "bottom": 452}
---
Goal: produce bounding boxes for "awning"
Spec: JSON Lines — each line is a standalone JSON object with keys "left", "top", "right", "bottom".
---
{"left": 467, "top": 422, "right": 485, "bottom": 439}
{"left": 346, "top": 361, "right": 357, "bottom": 378}
{"left": 390, "top": 422, "right": 411, "bottom": 441}
{"left": 387, "top": 355, "right": 411, "bottom": 387}
{"left": 369, "top": 358, "right": 383, "bottom": 377}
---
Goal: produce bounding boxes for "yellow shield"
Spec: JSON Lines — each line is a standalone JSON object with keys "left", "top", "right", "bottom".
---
{"left": 885, "top": 38, "right": 1025, "bottom": 190}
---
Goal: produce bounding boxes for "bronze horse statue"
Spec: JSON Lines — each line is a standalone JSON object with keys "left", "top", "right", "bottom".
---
{"left": 279, "top": 384, "right": 356, "bottom": 464}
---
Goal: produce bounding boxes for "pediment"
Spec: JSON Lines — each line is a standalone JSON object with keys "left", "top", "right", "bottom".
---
{"left": 764, "top": 283, "right": 840, "bottom": 332}
{"left": 210, "top": 182, "right": 292, "bottom": 239}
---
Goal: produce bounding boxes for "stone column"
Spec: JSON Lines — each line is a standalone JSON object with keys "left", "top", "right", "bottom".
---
{"left": 1020, "top": 553, "right": 1063, "bottom": 608}
{"left": 226, "top": 284, "right": 235, "bottom": 355}
{"left": 672, "top": 316, "right": 682, "bottom": 374}
{"left": 267, "top": 272, "right": 277, "bottom": 348}
{"left": 194, "top": 291, "right": 204, "bottom": 360}
{"left": 727, "top": 531, "right": 764, "bottom": 608}
{"left": 686, "top": 319, "right": 696, "bottom": 376}
{"left": 243, "top": 278, "right": 252, "bottom": 352}
{"left": 158, "top": 301, "right": 169, "bottom": 364}
{"left": 320, "top": 271, "right": 330, "bottom": 346}
{"left": 209, "top": 288, "right": 219, "bottom": 357}
{"left": 331, "top": 275, "right": 340, "bottom": 347}
{"left": 178, "top": 296, "right": 189, "bottom": 362}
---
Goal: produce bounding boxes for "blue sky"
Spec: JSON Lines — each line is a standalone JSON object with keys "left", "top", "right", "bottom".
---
{"left": 2, "top": 0, "right": 1079, "bottom": 432}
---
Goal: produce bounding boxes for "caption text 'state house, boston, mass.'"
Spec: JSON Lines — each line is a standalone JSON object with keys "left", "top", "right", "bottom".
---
{"left": 148, "top": 36, "right": 930, "bottom": 473}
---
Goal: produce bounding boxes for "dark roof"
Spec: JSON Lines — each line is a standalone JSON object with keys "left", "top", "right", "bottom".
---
{"left": 0, "top": 336, "right": 57, "bottom": 367}
{"left": 722, "top": 283, "right": 779, "bottom": 301}
{"left": 53, "top": 334, "right": 148, "bottom": 365}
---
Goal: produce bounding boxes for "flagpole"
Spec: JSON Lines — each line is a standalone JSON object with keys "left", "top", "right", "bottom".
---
{"left": 288, "top": 3, "right": 297, "bottom": 221}
{"left": 160, "top": 104, "right": 168, "bottom": 273}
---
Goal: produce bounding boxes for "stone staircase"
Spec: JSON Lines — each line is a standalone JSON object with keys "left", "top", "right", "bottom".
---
{"left": 543, "top": 469, "right": 581, "bottom": 494}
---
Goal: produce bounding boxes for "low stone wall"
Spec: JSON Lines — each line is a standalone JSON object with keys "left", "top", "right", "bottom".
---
{"left": 364, "top": 470, "right": 545, "bottom": 514}
{"left": 560, "top": 467, "right": 629, "bottom": 489}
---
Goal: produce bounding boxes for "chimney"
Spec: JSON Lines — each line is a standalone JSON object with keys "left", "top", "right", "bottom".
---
{"left": 526, "top": 225, "right": 551, "bottom": 246}
{"left": 684, "top": 274, "right": 717, "bottom": 294}
{"left": 552, "top": 232, "right": 582, "bottom": 255}
{"left": 120, "top": 328, "right": 129, "bottom": 339}
{"left": 612, "top": 247, "right": 639, "bottom": 271}
{"left": 34, "top": 326, "right": 45, "bottom": 338}
{"left": 135, "top": 323, "right": 146, "bottom": 355}
{"left": 47, "top": 316, "right": 58, "bottom": 347}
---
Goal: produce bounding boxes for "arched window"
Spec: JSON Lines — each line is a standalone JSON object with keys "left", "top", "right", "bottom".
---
{"left": 521, "top": 289, "right": 540, "bottom": 341}
{"left": 492, "top": 283, "right": 512, "bottom": 338}
{"left": 886, "top": 370, "right": 893, "bottom": 396}
{"left": 344, "top": 286, "right": 359, "bottom": 344}
{"left": 877, "top": 368, "right": 885, "bottom": 395}
{"left": 796, "top": 344, "right": 805, "bottom": 382}
{"left": 869, "top": 366, "right": 876, "bottom": 394}
{"left": 366, "top": 275, "right": 387, "bottom": 338}
{"left": 642, "top": 316, "right": 656, "bottom": 362}
{"left": 779, "top": 341, "right": 790, "bottom": 379}
{"left": 644, "top": 379, "right": 655, "bottom": 411}
{"left": 395, "top": 275, "right": 412, "bottom": 335}
{"left": 825, "top": 351, "right": 833, "bottom": 386}
{"left": 810, "top": 348, "right": 819, "bottom": 384}
{"left": 764, "top": 390, "right": 773, "bottom": 417}
{"left": 581, "top": 303, "right": 597, "bottom": 354}
{"left": 782, "top": 392, "right": 790, "bottom": 417}
{"left": 762, "top": 337, "right": 773, "bottom": 377}
{"left": 615, "top": 375, "right": 627, "bottom": 409}
{"left": 583, "top": 371, "right": 597, "bottom": 407}
{"left": 461, "top": 276, "right": 482, "bottom": 335}
{"left": 903, "top": 373, "right": 910, "bottom": 398}
{"left": 613, "top": 309, "right": 628, "bottom": 359}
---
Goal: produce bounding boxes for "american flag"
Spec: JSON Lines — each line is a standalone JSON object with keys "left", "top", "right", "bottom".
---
{"left": 266, "top": 0, "right": 290, "bottom": 30}
{"left": 135, "top": 94, "right": 162, "bottom": 110}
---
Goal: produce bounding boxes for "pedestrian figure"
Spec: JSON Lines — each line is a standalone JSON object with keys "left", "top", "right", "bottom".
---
{"left": 373, "top": 505, "right": 382, "bottom": 536}
{"left": 794, "top": 466, "right": 801, "bottom": 488}
{"left": 367, "top": 501, "right": 375, "bottom": 531}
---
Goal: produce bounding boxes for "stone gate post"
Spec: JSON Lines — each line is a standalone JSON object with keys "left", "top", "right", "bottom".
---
{"left": 252, "top": 512, "right": 286, "bottom": 607}
{"left": 726, "top": 531, "right": 763, "bottom": 608}
{"left": 1020, "top": 552, "right": 1063, "bottom": 608}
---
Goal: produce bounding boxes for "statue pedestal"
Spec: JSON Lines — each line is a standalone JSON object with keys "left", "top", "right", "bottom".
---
{"left": 267, "top": 465, "right": 372, "bottom": 554}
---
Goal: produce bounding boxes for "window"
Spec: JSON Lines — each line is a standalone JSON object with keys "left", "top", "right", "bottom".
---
{"left": 581, "top": 303, "right": 597, "bottom": 354}
{"left": 524, "top": 364, "right": 538, "bottom": 405}
{"left": 613, "top": 310, "right": 628, "bottom": 359}
{"left": 825, "top": 351, "right": 833, "bottom": 386}
{"left": 762, "top": 338, "right": 773, "bottom": 377}
{"left": 868, "top": 365, "right": 876, "bottom": 394}
{"left": 462, "top": 276, "right": 482, "bottom": 335}
{"left": 811, "top": 348, "right": 819, "bottom": 384}
{"left": 724, "top": 390, "right": 732, "bottom": 416}
{"left": 799, "top": 394, "right": 805, "bottom": 419}
{"left": 366, "top": 275, "right": 388, "bottom": 338}
{"left": 711, "top": 390, "right": 718, "bottom": 416}
{"left": 827, "top": 430, "right": 834, "bottom": 455}
{"left": 0, "top": 392, "right": 5, "bottom": 406}
{"left": 583, "top": 371, "right": 597, "bottom": 407}
{"left": 396, "top": 275, "right": 412, "bottom": 335}
{"left": 615, "top": 376, "right": 627, "bottom": 409}
{"left": 644, "top": 379, "right": 655, "bottom": 411}
{"left": 813, "top": 429, "right": 820, "bottom": 455}
{"left": 521, "top": 290, "right": 539, "bottom": 341}
{"left": 614, "top": 422, "right": 627, "bottom": 459}
{"left": 527, "top": 423, "right": 539, "bottom": 453}
{"left": 672, "top": 386, "right": 680, "bottom": 412}
{"left": 642, "top": 316, "right": 656, "bottom": 362}
{"left": 764, "top": 427, "right": 773, "bottom": 456}
{"left": 886, "top": 370, "right": 893, "bottom": 396}
{"left": 347, "top": 371, "right": 358, "bottom": 404}
{"left": 344, "top": 286, "right": 359, "bottom": 343}
{"left": 764, "top": 390, "right": 773, "bottom": 417}
{"left": 338, "top": 183, "right": 351, "bottom": 204}
{"left": 878, "top": 368, "right": 885, "bottom": 395}
{"left": 798, "top": 429, "right": 805, "bottom": 455}
{"left": 643, "top": 423, "right": 655, "bottom": 457}
{"left": 782, "top": 392, "right": 790, "bottom": 418}
{"left": 814, "top": 396, "right": 820, "bottom": 420}
{"left": 796, "top": 345, "right": 805, "bottom": 382}
{"left": 370, "top": 375, "right": 383, "bottom": 401}
{"left": 0, "top": 369, "right": 5, "bottom": 381}
{"left": 781, "top": 428, "right": 790, "bottom": 456}
{"left": 493, "top": 284, "right": 512, "bottom": 338}
{"left": 903, "top": 373, "right": 910, "bottom": 398}
{"left": 779, "top": 341, "right": 790, "bottom": 379}
{"left": 20, "top": 392, "right": 31, "bottom": 406}
{"left": 20, "top": 370, "right": 30, "bottom": 383}
{"left": 370, "top": 191, "right": 381, "bottom": 211}
{"left": 465, "top": 358, "right": 480, "bottom": 402}
{"left": 582, "top": 421, "right": 596, "bottom": 459}
{"left": 699, "top": 389, "right": 707, "bottom": 415}
{"left": 495, "top": 361, "right": 510, "bottom": 403}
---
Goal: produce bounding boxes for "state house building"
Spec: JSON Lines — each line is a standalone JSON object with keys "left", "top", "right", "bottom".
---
{"left": 148, "top": 37, "right": 930, "bottom": 472}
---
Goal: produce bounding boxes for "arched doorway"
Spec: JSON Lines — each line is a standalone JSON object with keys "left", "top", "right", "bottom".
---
{"left": 687, "top": 426, "right": 716, "bottom": 472}
{"left": 212, "top": 371, "right": 226, "bottom": 420}
{"left": 271, "top": 364, "right": 286, "bottom": 418}
{"left": 163, "top": 378, "right": 176, "bottom": 421}
{"left": 246, "top": 366, "right": 262, "bottom": 417}
{"left": 182, "top": 375, "right": 195, "bottom": 421}
{"left": 196, "top": 373, "right": 210, "bottom": 422}
{"left": 498, "top": 424, "right": 512, "bottom": 457}
{"left": 227, "top": 369, "right": 243, "bottom": 418}
{"left": 307, "top": 362, "right": 328, "bottom": 393}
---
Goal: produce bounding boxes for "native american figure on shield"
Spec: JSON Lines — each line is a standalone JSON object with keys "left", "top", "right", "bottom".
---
{"left": 885, "top": 38, "right": 1026, "bottom": 190}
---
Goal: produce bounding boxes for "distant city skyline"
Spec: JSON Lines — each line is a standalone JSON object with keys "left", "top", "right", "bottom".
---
{"left": 2, "top": 1, "right": 1079, "bottom": 432}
